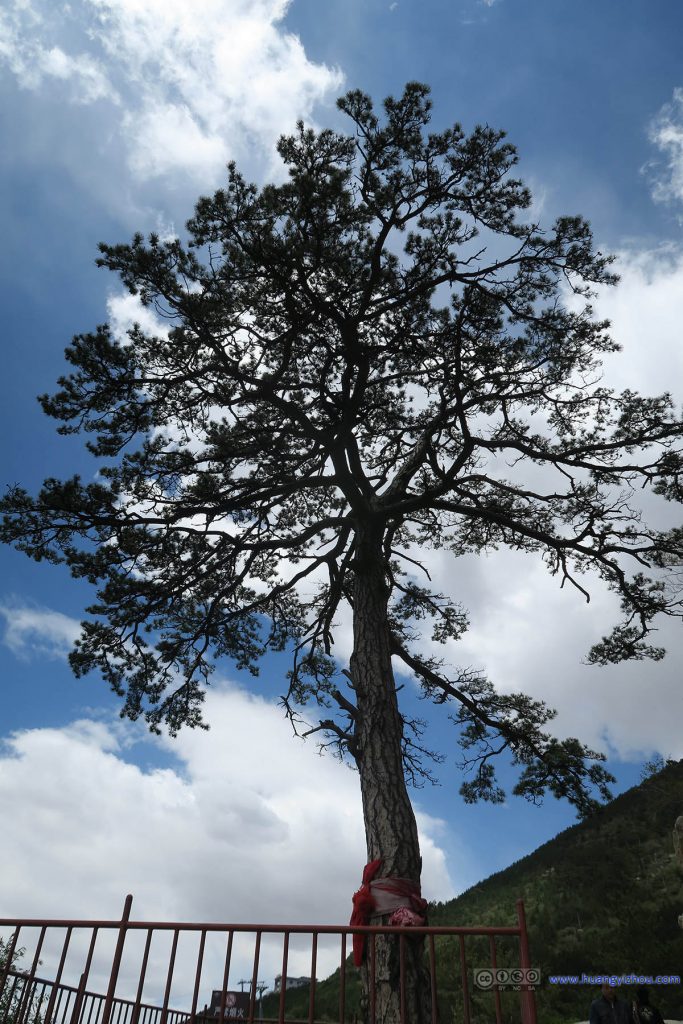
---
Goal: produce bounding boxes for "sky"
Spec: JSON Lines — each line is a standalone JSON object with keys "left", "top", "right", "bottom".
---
{"left": 1, "top": 0, "right": 683, "bottom": 984}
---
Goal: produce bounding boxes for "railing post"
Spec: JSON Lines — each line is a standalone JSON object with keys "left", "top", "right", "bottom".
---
{"left": 516, "top": 899, "right": 537, "bottom": 1024}
{"left": 101, "top": 896, "right": 133, "bottom": 1024}
{"left": 69, "top": 974, "right": 89, "bottom": 1024}
{"left": 70, "top": 928, "right": 99, "bottom": 1024}
{"left": 16, "top": 927, "right": 47, "bottom": 1024}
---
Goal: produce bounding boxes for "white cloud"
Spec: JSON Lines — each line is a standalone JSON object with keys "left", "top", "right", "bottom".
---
{"left": 647, "top": 87, "right": 683, "bottom": 208}
{"left": 0, "top": 599, "right": 81, "bottom": 659}
{"left": 0, "top": 0, "right": 344, "bottom": 184}
{"left": 0, "top": 685, "right": 456, "bottom": 994}
{"left": 107, "top": 291, "right": 171, "bottom": 344}
{"left": 591, "top": 244, "right": 683, "bottom": 403}
{"left": 0, "top": 4, "right": 116, "bottom": 102}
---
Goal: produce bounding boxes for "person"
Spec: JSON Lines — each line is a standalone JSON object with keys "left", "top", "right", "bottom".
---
{"left": 589, "top": 982, "right": 631, "bottom": 1023}
{"left": 632, "top": 986, "right": 664, "bottom": 1024}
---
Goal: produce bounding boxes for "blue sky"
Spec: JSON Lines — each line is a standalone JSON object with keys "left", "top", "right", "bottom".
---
{"left": 1, "top": 0, "right": 683, "bottom": 939}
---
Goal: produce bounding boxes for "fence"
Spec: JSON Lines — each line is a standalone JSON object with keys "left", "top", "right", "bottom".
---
{"left": 0, "top": 896, "right": 537, "bottom": 1024}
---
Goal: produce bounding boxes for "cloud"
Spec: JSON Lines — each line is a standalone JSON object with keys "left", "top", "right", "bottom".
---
{"left": 0, "top": 599, "right": 81, "bottom": 659}
{"left": 0, "top": 685, "right": 456, "bottom": 993}
{"left": 0, "top": 4, "right": 116, "bottom": 102}
{"left": 0, "top": 0, "right": 344, "bottom": 184}
{"left": 646, "top": 87, "right": 683, "bottom": 209}
{"left": 107, "top": 291, "right": 171, "bottom": 344}
{"left": 588, "top": 243, "right": 683, "bottom": 404}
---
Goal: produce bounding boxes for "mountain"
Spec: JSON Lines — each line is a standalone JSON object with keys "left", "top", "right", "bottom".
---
{"left": 263, "top": 760, "right": 683, "bottom": 1023}
{"left": 428, "top": 758, "right": 683, "bottom": 1022}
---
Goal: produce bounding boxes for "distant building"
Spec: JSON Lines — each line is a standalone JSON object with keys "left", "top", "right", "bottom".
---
{"left": 272, "top": 975, "right": 312, "bottom": 994}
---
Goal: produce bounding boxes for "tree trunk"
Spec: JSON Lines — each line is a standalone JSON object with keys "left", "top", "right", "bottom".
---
{"left": 350, "top": 556, "right": 432, "bottom": 1024}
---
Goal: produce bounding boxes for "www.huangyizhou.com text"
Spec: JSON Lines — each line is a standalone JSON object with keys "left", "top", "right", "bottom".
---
{"left": 547, "top": 973, "right": 681, "bottom": 986}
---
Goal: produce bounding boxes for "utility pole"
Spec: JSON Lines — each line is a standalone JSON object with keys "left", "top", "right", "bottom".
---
{"left": 255, "top": 982, "right": 267, "bottom": 1022}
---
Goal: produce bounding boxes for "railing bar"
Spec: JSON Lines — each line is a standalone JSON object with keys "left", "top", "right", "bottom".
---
{"left": 489, "top": 934, "right": 503, "bottom": 1024}
{"left": 249, "top": 931, "right": 261, "bottom": 1024}
{"left": 459, "top": 935, "right": 471, "bottom": 1024}
{"left": 85, "top": 995, "right": 96, "bottom": 1024}
{"left": 55, "top": 987, "right": 68, "bottom": 1024}
{"left": 15, "top": 926, "right": 46, "bottom": 1024}
{"left": 114, "top": 1000, "right": 125, "bottom": 1024}
{"left": 70, "top": 928, "right": 100, "bottom": 1024}
{"left": 339, "top": 934, "right": 346, "bottom": 1024}
{"left": 0, "top": 920, "right": 524, "bottom": 936}
{"left": 101, "top": 897, "right": 133, "bottom": 1024}
{"left": 37, "top": 984, "right": 49, "bottom": 1023}
{"left": 278, "top": 932, "right": 289, "bottom": 1024}
{"left": 44, "top": 926, "right": 73, "bottom": 1024}
{"left": 84, "top": 928, "right": 100, "bottom": 984}
{"left": 96, "top": 997, "right": 108, "bottom": 1024}
{"left": 160, "top": 929, "right": 179, "bottom": 1024}
{"left": 307, "top": 932, "right": 317, "bottom": 1024}
{"left": 1, "top": 970, "right": 185, "bottom": 1020}
{"left": 189, "top": 930, "right": 206, "bottom": 1024}
{"left": 1, "top": 973, "right": 22, "bottom": 1024}
{"left": 218, "top": 930, "right": 234, "bottom": 1024}
{"left": 62, "top": 991, "right": 75, "bottom": 1024}
{"left": 369, "top": 932, "right": 376, "bottom": 1024}
{"left": 68, "top": 990, "right": 79, "bottom": 1024}
{"left": 19, "top": 979, "right": 40, "bottom": 1024}
{"left": 399, "top": 932, "right": 406, "bottom": 1024}
{"left": 428, "top": 934, "right": 437, "bottom": 1024}
{"left": 130, "top": 928, "right": 153, "bottom": 1024}
{"left": 53, "top": 983, "right": 64, "bottom": 1024}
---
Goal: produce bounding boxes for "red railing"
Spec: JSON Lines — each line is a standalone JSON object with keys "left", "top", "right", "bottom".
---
{"left": 0, "top": 896, "right": 537, "bottom": 1024}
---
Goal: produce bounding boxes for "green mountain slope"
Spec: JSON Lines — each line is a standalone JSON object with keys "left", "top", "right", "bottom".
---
{"left": 429, "top": 758, "right": 683, "bottom": 1022}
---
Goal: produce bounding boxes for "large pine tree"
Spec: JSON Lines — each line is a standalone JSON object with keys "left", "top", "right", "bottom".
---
{"left": 2, "top": 83, "right": 682, "bottom": 1021}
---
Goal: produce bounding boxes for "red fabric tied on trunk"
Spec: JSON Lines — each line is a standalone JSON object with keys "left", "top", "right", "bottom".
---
{"left": 350, "top": 860, "right": 428, "bottom": 966}
{"left": 350, "top": 858, "right": 381, "bottom": 967}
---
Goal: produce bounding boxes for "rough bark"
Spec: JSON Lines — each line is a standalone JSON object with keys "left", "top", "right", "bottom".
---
{"left": 350, "top": 552, "right": 432, "bottom": 1024}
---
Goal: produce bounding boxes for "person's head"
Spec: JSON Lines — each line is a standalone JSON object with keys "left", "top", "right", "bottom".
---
{"left": 601, "top": 982, "right": 616, "bottom": 1002}
{"left": 636, "top": 987, "right": 650, "bottom": 1006}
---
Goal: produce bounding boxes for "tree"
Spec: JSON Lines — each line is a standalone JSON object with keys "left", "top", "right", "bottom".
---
{"left": 0, "top": 936, "right": 44, "bottom": 1024}
{"left": 2, "top": 82, "right": 683, "bottom": 1021}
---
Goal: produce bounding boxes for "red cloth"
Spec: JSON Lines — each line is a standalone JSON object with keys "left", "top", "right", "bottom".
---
{"left": 350, "top": 859, "right": 382, "bottom": 966}
{"left": 350, "top": 861, "right": 427, "bottom": 966}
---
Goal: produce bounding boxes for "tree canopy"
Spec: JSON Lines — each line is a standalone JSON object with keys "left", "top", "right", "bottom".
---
{"left": 2, "top": 82, "right": 682, "bottom": 824}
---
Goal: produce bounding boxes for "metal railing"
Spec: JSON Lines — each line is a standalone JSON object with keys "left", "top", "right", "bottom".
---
{"left": 0, "top": 895, "right": 537, "bottom": 1024}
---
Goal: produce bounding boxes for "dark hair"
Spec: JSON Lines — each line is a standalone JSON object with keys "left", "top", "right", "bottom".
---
{"left": 636, "top": 987, "right": 650, "bottom": 1004}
